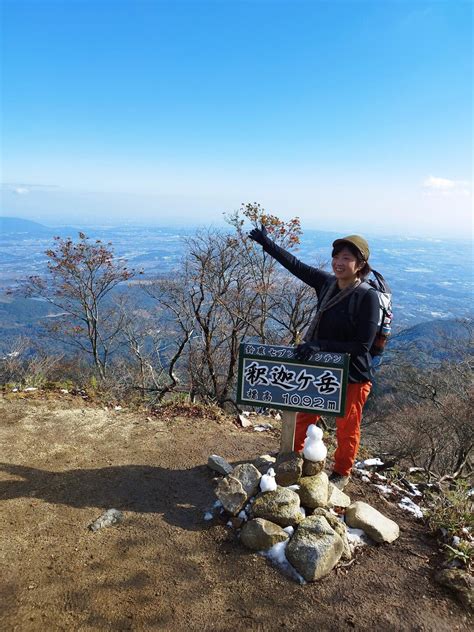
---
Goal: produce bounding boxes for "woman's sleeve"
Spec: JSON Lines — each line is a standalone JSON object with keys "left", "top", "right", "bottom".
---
{"left": 260, "top": 237, "right": 331, "bottom": 292}
{"left": 318, "top": 288, "right": 379, "bottom": 355}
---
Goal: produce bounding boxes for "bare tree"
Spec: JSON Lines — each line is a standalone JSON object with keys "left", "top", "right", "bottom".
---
{"left": 365, "top": 321, "right": 473, "bottom": 480}
{"left": 24, "top": 233, "right": 140, "bottom": 379}
{"left": 141, "top": 204, "right": 320, "bottom": 408}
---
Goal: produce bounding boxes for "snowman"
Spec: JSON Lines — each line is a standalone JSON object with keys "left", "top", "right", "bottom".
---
{"left": 259, "top": 467, "right": 277, "bottom": 492}
{"left": 303, "top": 424, "right": 327, "bottom": 462}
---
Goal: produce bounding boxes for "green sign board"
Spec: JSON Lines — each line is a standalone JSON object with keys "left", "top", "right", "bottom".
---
{"left": 236, "top": 343, "right": 350, "bottom": 416}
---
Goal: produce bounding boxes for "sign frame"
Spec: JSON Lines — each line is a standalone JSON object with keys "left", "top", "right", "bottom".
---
{"left": 236, "top": 343, "right": 350, "bottom": 416}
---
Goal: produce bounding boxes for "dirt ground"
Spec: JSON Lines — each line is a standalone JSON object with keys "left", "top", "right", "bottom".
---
{"left": 0, "top": 394, "right": 471, "bottom": 632}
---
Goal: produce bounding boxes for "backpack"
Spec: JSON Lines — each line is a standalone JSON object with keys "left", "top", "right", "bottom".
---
{"left": 353, "top": 270, "right": 393, "bottom": 357}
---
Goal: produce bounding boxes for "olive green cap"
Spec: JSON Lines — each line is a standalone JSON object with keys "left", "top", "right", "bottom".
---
{"left": 332, "top": 235, "right": 370, "bottom": 261}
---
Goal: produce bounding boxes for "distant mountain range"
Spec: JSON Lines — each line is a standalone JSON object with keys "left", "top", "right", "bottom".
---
{"left": 1, "top": 216, "right": 473, "bottom": 331}
{"left": 388, "top": 317, "right": 473, "bottom": 361}
{"left": 0, "top": 216, "right": 76, "bottom": 237}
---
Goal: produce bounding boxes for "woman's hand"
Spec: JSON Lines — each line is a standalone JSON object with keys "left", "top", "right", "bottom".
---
{"left": 248, "top": 224, "right": 269, "bottom": 245}
{"left": 294, "top": 341, "right": 321, "bottom": 361}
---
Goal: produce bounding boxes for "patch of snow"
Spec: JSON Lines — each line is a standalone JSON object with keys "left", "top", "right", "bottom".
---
{"left": 346, "top": 527, "right": 370, "bottom": 550}
{"left": 283, "top": 526, "right": 294, "bottom": 536}
{"left": 299, "top": 506, "right": 306, "bottom": 518}
{"left": 361, "top": 476, "right": 371, "bottom": 483}
{"left": 287, "top": 484, "right": 300, "bottom": 491}
{"left": 213, "top": 499, "right": 222, "bottom": 508}
{"left": 452, "top": 536, "right": 461, "bottom": 547}
{"left": 114, "top": 405, "right": 122, "bottom": 411}
{"left": 373, "top": 484, "right": 393, "bottom": 496}
{"left": 24, "top": 387, "right": 37, "bottom": 392}
{"left": 357, "top": 458, "right": 384, "bottom": 468}
{"left": 226, "top": 520, "right": 233, "bottom": 527}
{"left": 398, "top": 496, "right": 423, "bottom": 519}
{"left": 203, "top": 512, "right": 213, "bottom": 521}
{"left": 238, "top": 510, "right": 248, "bottom": 522}
{"left": 253, "top": 424, "right": 273, "bottom": 432}
{"left": 261, "top": 540, "right": 305, "bottom": 585}
{"left": 353, "top": 468, "right": 371, "bottom": 477}
{"left": 60, "top": 389, "right": 69, "bottom": 394}
{"left": 405, "top": 481, "right": 422, "bottom": 497}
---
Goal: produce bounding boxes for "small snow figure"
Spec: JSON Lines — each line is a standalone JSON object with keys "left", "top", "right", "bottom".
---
{"left": 303, "top": 424, "right": 327, "bottom": 462}
{"left": 260, "top": 467, "right": 277, "bottom": 493}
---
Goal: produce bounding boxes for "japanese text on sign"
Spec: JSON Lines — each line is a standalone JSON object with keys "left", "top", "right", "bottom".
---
{"left": 237, "top": 343, "right": 349, "bottom": 415}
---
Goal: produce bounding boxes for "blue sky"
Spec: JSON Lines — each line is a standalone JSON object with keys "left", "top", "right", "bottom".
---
{"left": 1, "top": 0, "right": 472, "bottom": 237}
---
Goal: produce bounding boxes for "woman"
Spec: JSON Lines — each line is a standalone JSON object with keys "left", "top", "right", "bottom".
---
{"left": 249, "top": 226, "right": 379, "bottom": 490}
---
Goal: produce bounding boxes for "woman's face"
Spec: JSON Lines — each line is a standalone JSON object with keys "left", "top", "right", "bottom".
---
{"left": 332, "top": 247, "right": 361, "bottom": 282}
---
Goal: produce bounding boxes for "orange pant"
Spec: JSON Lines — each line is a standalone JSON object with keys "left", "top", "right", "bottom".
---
{"left": 294, "top": 381, "right": 372, "bottom": 476}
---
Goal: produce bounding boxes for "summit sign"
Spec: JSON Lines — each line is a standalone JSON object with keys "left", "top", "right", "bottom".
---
{"left": 236, "top": 343, "right": 350, "bottom": 416}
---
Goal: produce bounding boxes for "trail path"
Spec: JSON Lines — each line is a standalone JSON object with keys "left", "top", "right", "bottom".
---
{"left": 0, "top": 395, "right": 470, "bottom": 631}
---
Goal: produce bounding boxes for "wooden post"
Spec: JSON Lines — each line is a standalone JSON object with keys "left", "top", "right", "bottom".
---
{"left": 279, "top": 410, "right": 296, "bottom": 454}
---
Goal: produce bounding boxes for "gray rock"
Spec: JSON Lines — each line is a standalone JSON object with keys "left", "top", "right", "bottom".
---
{"left": 89, "top": 509, "right": 124, "bottom": 532}
{"left": 302, "top": 458, "right": 326, "bottom": 477}
{"left": 252, "top": 487, "right": 302, "bottom": 527}
{"left": 240, "top": 518, "right": 289, "bottom": 551}
{"left": 312, "top": 508, "right": 351, "bottom": 561}
{"left": 297, "top": 472, "right": 329, "bottom": 509}
{"left": 286, "top": 515, "right": 344, "bottom": 581}
{"left": 327, "top": 483, "right": 351, "bottom": 508}
{"left": 215, "top": 476, "right": 248, "bottom": 515}
{"left": 238, "top": 413, "right": 253, "bottom": 428}
{"left": 232, "top": 463, "right": 262, "bottom": 498}
{"left": 435, "top": 568, "right": 473, "bottom": 611}
{"left": 207, "top": 454, "right": 233, "bottom": 475}
{"left": 254, "top": 454, "right": 277, "bottom": 474}
{"left": 275, "top": 451, "right": 303, "bottom": 486}
{"left": 345, "top": 501, "right": 400, "bottom": 543}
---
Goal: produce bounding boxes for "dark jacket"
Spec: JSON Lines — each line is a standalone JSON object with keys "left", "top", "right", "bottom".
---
{"left": 261, "top": 237, "right": 379, "bottom": 383}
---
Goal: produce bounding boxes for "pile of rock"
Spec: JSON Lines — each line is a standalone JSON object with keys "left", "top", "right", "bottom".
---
{"left": 208, "top": 451, "right": 400, "bottom": 582}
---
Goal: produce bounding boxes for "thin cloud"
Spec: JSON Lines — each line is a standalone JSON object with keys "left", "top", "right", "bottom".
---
{"left": 1, "top": 182, "right": 59, "bottom": 192}
{"left": 422, "top": 175, "right": 471, "bottom": 197}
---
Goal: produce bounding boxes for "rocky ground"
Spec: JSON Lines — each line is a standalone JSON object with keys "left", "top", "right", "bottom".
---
{"left": 0, "top": 393, "right": 471, "bottom": 631}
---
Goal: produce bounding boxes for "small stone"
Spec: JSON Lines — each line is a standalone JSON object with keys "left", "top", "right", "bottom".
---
{"left": 240, "top": 518, "right": 289, "bottom": 551}
{"left": 207, "top": 454, "right": 233, "bottom": 476}
{"left": 238, "top": 413, "right": 253, "bottom": 428}
{"left": 252, "top": 487, "right": 302, "bottom": 527}
{"left": 297, "top": 472, "right": 329, "bottom": 509}
{"left": 302, "top": 458, "right": 326, "bottom": 477}
{"left": 254, "top": 454, "right": 277, "bottom": 474}
{"left": 275, "top": 451, "right": 303, "bottom": 486}
{"left": 312, "top": 508, "right": 352, "bottom": 561}
{"left": 229, "top": 515, "right": 245, "bottom": 529}
{"left": 215, "top": 476, "right": 247, "bottom": 516}
{"left": 89, "top": 509, "right": 124, "bottom": 532}
{"left": 327, "top": 483, "right": 351, "bottom": 508}
{"left": 286, "top": 515, "right": 344, "bottom": 581}
{"left": 232, "top": 463, "right": 262, "bottom": 498}
{"left": 435, "top": 568, "right": 473, "bottom": 611}
{"left": 345, "top": 501, "right": 399, "bottom": 543}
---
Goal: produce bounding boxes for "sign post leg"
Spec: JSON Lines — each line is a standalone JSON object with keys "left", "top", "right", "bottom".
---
{"left": 279, "top": 410, "right": 296, "bottom": 454}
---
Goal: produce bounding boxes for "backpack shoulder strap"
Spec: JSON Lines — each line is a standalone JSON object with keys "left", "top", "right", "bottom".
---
{"left": 371, "top": 269, "right": 391, "bottom": 293}
{"left": 317, "top": 278, "right": 333, "bottom": 304}
{"left": 347, "top": 281, "right": 373, "bottom": 323}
